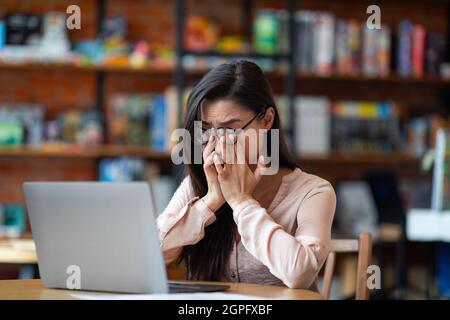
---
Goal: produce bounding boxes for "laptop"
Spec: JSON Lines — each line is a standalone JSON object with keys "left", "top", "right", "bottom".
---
{"left": 23, "top": 182, "right": 229, "bottom": 294}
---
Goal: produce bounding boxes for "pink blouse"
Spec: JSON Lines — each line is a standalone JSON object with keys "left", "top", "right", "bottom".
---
{"left": 156, "top": 168, "right": 336, "bottom": 289}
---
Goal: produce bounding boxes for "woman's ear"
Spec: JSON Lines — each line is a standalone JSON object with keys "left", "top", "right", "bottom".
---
{"left": 261, "top": 107, "right": 275, "bottom": 129}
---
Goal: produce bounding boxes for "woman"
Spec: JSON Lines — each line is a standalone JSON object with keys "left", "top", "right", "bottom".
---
{"left": 157, "top": 60, "right": 336, "bottom": 290}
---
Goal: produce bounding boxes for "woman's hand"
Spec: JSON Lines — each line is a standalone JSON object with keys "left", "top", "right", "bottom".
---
{"left": 201, "top": 134, "right": 226, "bottom": 212}
{"left": 213, "top": 136, "right": 266, "bottom": 210}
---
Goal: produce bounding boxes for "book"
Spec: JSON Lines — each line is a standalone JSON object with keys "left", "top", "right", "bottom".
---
{"left": 313, "top": 12, "right": 335, "bottom": 76}
{"left": 277, "top": 9, "right": 290, "bottom": 54}
{"left": 412, "top": 24, "right": 426, "bottom": 77}
{"left": 397, "top": 20, "right": 413, "bottom": 77}
{"left": 426, "top": 32, "right": 446, "bottom": 76}
{"left": 347, "top": 19, "right": 361, "bottom": 76}
{"left": 295, "top": 11, "right": 315, "bottom": 73}
{"left": 362, "top": 27, "right": 378, "bottom": 77}
{"left": 109, "top": 93, "right": 178, "bottom": 149}
{"left": 431, "top": 128, "right": 450, "bottom": 211}
{"left": 332, "top": 100, "right": 399, "bottom": 153}
{"left": 377, "top": 25, "right": 391, "bottom": 77}
{"left": 294, "top": 96, "right": 331, "bottom": 155}
{"left": 335, "top": 19, "right": 351, "bottom": 75}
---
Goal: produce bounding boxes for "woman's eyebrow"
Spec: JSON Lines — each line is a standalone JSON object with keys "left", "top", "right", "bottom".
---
{"left": 219, "top": 119, "right": 241, "bottom": 127}
{"left": 201, "top": 119, "right": 242, "bottom": 127}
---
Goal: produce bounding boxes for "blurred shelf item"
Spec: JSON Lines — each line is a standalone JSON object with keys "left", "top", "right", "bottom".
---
{"left": 378, "top": 223, "right": 404, "bottom": 242}
{"left": 0, "top": 238, "right": 37, "bottom": 264}
{"left": 0, "top": 145, "right": 171, "bottom": 160}
{"left": 407, "top": 209, "right": 450, "bottom": 242}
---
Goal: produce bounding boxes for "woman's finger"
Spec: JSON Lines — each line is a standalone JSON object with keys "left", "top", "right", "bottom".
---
{"left": 213, "top": 153, "right": 225, "bottom": 176}
{"left": 253, "top": 155, "right": 266, "bottom": 183}
{"left": 203, "top": 151, "right": 216, "bottom": 167}
{"left": 219, "top": 136, "right": 229, "bottom": 164}
{"left": 235, "top": 136, "right": 246, "bottom": 165}
{"left": 203, "top": 134, "right": 216, "bottom": 160}
{"left": 203, "top": 152, "right": 218, "bottom": 178}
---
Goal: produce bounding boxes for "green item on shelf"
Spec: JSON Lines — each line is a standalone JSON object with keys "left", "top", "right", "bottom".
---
{"left": 3, "top": 204, "right": 26, "bottom": 234}
{"left": 253, "top": 9, "right": 280, "bottom": 55}
{"left": 0, "top": 121, "right": 24, "bottom": 146}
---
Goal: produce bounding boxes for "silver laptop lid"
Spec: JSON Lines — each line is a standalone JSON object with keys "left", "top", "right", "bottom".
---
{"left": 23, "top": 182, "right": 168, "bottom": 294}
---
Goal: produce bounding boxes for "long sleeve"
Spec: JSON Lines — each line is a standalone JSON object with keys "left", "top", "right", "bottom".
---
{"left": 232, "top": 181, "right": 336, "bottom": 289}
{"left": 156, "top": 177, "right": 217, "bottom": 264}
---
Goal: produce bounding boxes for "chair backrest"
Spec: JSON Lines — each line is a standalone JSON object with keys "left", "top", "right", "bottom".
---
{"left": 321, "top": 233, "right": 372, "bottom": 300}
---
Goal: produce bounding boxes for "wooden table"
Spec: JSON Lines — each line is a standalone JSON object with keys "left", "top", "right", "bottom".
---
{"left": 0, "top": 279, "right": 322, "bottom": 300}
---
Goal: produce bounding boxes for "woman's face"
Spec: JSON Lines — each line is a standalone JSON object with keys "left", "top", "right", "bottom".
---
{"left": 200, "top": 99, "right": 275, "bottom": 167}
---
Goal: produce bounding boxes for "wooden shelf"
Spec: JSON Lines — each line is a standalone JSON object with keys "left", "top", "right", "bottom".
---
{"left": 1, "top": 62, "right": 449, "bottom": 84}
{"left": 0, "top": 61, "right": 175, "bottom": 75}
{"left": 296, "top": 72, "right": 450, "bottom": 85}
{"left": 183, "top": 50, "right": 290, "bottom": 60}
{"left": 0, "top": 145, "right": 171, "bottom": 160}
{"left": 297, "top": 152, "right": 420, "bottom": 165}
{"left": 0, "top": 146, "right": 420, "bottom": 166}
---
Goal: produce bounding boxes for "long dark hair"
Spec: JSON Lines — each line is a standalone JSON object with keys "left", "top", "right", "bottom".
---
{"left": 178, "top": 60, "right": 298, "bottom": 281}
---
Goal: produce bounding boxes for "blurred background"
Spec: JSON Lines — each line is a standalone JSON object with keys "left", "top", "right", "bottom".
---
{"left": 0, "top": 0, "right": 449, "bottom": 300}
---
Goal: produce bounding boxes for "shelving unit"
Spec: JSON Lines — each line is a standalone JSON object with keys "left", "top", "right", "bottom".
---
{"left": 0, "top": 0, "right": 448, "bottom": 184}
{"left": 1, "top": 1, "right": 448, "bottom": 297}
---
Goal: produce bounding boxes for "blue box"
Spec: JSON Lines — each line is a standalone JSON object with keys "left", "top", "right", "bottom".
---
{"left": 0, "top": 21, "right": 5, "bottom": 50}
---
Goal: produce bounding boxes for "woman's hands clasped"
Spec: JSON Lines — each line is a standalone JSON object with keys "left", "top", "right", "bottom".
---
{"left": 212, "top": 135, "right": 266, "bottom": 210}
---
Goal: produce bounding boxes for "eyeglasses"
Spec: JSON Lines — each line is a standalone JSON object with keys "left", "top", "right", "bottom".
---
{"left": 194, "top": 111, "right": 263, "bottom": 145}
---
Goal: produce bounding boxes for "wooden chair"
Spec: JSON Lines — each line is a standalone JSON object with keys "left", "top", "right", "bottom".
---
{"left": 321, "top": 233, "right": 373, "bottom": 300}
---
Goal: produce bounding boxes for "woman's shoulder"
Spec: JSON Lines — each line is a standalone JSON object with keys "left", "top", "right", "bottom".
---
{"left": 286, "top": 167, "right": 335, "bottom": 198}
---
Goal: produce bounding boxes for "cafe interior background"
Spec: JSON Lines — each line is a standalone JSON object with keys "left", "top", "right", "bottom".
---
{"left": 0, "top": 0, "right": 449, "bottom": 300}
